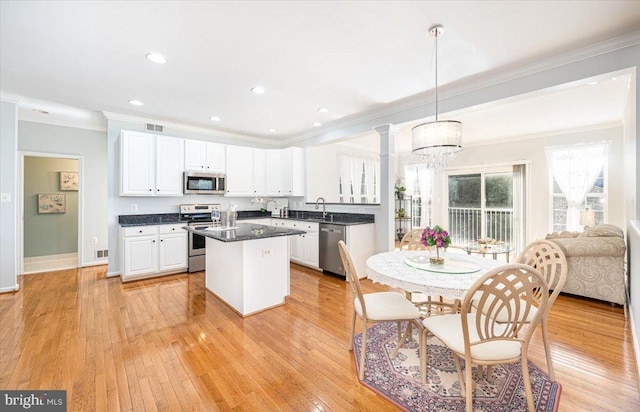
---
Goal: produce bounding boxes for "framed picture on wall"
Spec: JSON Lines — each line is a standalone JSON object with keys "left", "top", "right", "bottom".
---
{"left": 38, "top": 193, "right": 66, "bottom": 214}
{"left": 60, "top": 171, "right": 78, "bottom": 191}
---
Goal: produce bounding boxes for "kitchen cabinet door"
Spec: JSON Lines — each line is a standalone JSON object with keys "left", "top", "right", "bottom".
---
{"left": 159, "top": 232, "right": 188, "bottom": 271}
{"left": 253, "top": 149, "right": 266, "bottom": 196}
{"left": 123, "top": 235, "right": 158, "bottom": 276}
{"left": 266, "top": 149, "right": 283, "bottom": 196}
{"left": 121, "top": 131, "right": 155, "bottom": 195}
{"left": 184, "top": 139, "right": 208, "bottom": 171}
{"left": 206, "top": 142, "right": 226, "bottom": 172}
{"left": 185, "top": 140, "right": 226, "bottom": 172}
{"left": 284, "top": 147, "right": 305, "bottom": 197}
{"left": 226, "top": 145, "right": 254, "bottom": 196}
{"left": 290, "top": 234, "right": 303, "bottom": 262}
{"left": 156, "top": 136, "right": 184, "bottom": 196}
{"left": 303, "top": 232, "right": 319, "bottom": 268}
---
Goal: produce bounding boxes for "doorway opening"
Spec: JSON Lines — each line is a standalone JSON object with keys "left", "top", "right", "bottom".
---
{"left": 21, "top": 154, "right": 81, "bottom": 274}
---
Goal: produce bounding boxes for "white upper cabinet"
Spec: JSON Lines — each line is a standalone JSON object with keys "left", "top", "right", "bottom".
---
{"left": 282, "top": 147, "right": 305, "bottom": 197}
{"left": 253, "top": 148, "right": 266, "bottom": 196}
{"left": 226, "top": 145, "right": 255, "bottom": 196}
{"left": 266, "top": 147, "right": 305, "bottom": 197}
{"left": 120, "top": 131, "right": 184, "bottom": 197}
{"left": 121, "top": 131, "right": 155, "bottom": 196}
{"left": 266, "top": 149, "right": 283, "bottom": 196}
{"left": 184, "top": 139, "right": 226, "bottom": 172}
{"left": 156, "top": 136, "right": 185, "bottom": 196}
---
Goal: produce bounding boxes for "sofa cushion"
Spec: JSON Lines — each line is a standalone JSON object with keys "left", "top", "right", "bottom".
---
{"left": 546, "top": 230, "right": 579, "bottom": 239}
{"left": 578, "top": 224, "right": 623, "bottom": 238}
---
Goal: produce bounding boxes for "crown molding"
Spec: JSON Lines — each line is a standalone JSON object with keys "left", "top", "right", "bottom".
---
{"left": 102, "top": 111, "right": 280, "bottom": 147}
{"left": 0, "top": 92, "right": 23, "bottom": 104}
{"left": 18, "top": 112, "right": 107, "bottom": 132}
{"left": 289, "top": 30, "right": 640, "bottom": 146}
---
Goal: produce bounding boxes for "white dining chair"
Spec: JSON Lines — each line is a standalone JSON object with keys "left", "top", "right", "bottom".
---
{"left": 338, "top": 240, "right": 422, "bottom": 380}
{"left": 421, "top": 263, "right": 549, "bottom": 412}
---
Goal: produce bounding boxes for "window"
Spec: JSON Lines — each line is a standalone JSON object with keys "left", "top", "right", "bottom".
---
{"left": 552, "top": 169, "right": 605, "bottom": 232}
{"left": 338, "top": 154, "right": 379, "bottom": 203}
{"left": 546, "top": 143, "right": 608, "bottom": 232}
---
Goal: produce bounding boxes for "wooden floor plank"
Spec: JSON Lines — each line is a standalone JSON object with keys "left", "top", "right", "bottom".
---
{"left": 0, "top": 264, "right": 638, "bottom": 411}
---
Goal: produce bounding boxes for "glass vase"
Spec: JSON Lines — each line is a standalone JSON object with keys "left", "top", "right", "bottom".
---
{"left": 430, "top": 247, "right": 445, "bottom": 265}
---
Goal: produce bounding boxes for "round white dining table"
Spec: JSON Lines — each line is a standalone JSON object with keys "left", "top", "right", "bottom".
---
{"left": 365, "top": 251, "right": 503, "bottom": 300}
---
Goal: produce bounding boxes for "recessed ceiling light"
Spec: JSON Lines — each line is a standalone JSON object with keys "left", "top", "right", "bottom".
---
{"left": 145, "top": 53, "right": 167, "bottom": 64}
{"left": 317, "top": 107, "right": 329, "bottom": 113}
{"left": 209, "top": 116, "right": 221, "bottom": 122}
{"left": 267, "top": 128, "right": 277, "bottom": 133}
{"left": 313, "top": 121, "right": 322, "bottom": 127}
{"left": 251, "top": 86, "right": 266, "bottom": 94}
{"left": 128, "top": 100, "right": 144, "bottom": 106}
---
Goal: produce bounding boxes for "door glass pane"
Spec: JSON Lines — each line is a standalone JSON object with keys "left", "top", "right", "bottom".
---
{"left": 448, "top": 174, "right": 481, "bottom": 245}
{"left": 448, "top": 174, "right": 481, "bottom": 208}
{"left": 485, "top": 173, "right": 513, "bottom": 208}
{"left": 485, "top": 173, "right": 513, "bottom": 244}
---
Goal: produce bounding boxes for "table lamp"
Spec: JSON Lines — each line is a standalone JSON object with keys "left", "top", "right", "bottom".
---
{"left": 579, "top": 209, "right": 596, "bottom": 227}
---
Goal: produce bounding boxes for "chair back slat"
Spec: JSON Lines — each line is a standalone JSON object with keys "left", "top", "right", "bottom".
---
{"left": 517, "top": 240, "right": 568, "bottom": 308}
{"left": 338, "top": 240, "right": 367, "bottom": 318}
{"left": 400, "top": 229, "right": 429, "bottom": 251}
{"left": 462, "top": 264, "right": 549, "bottom": 345}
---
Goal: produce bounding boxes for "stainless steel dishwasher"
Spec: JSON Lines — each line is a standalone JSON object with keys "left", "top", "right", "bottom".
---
{"left": 319, "top": 223, "right": 346, "bottom": 277}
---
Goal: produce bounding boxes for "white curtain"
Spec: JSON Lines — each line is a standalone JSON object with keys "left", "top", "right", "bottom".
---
{"left": 338, "top": 154, "right": 379, "bottom": 203}
{"left": 337, "top": 154, "right": 351, "bottom": 203}
{"left": 403, "top": 164, "right": 434, "bottom": 228}
{"left": 546, "top": 144, "right": 607, "bottom": 231}
{"left": 363, "top": 159, "right": 376, "bottom": 203}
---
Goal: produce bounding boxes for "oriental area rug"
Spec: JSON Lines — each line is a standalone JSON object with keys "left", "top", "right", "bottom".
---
{"left": 353, "top": 322, "right": 561, "bottom": 411}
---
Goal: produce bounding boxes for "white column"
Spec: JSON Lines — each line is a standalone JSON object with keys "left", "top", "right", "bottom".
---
{"left": 374, "top": 124, "right": 395, "bottom": 253}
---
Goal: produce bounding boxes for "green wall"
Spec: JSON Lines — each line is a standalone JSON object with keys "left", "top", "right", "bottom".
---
{"left": 23, "top": 156, "right": 78, "bottom": 257}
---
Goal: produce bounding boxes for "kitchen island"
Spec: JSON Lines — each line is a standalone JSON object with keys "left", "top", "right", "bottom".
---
{"left": 183, "top": 223, "right": 305, "bottom": 317}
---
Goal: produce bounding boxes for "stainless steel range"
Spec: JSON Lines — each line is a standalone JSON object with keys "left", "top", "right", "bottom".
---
{"left": 180, "top": 204, "right": 221, "bottom": 272}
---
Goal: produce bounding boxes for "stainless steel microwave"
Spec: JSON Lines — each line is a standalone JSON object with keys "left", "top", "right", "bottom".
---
{"left": 184, "top": 172, "right": 226, "bottom": 195}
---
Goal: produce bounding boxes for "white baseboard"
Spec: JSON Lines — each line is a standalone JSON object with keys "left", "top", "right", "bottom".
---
{"left": 81, "top": 260, "right": 108, "bottom": 268}
{"left": 0, "top": 284, "right": 19, "bottom": 293}
{"left": 629, "top": 303, "right": 640, "bottom": 390}
{"left": 106, "top": 271, "right": 120, "bottom": 277}
{"left": 23, "top": 253, "right": 78, "bottom": 274}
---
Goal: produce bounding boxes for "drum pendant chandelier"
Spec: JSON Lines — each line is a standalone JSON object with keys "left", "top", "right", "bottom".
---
{"left": 411, "top": 25, "right": 463, "bottom": 170}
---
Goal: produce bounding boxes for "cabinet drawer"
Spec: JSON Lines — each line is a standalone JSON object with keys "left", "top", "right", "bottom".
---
{"left": 123, "top": 225, "right": 158, "bottom": 237}
{"left": 159, "top": 224, "right": 185, "bottom": 234}
{"left": 302, "top": 222, "right": 319, "bottom": 232}
{"left": 285, "top": 220, "right": 303, "bottom": 229}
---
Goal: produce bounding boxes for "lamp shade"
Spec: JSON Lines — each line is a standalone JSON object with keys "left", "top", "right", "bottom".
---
{"left": 411, "top": 120, "right": 463, "bottom": 156}
{"left": 579, "top": 210, "right": 595, "bottom": 227}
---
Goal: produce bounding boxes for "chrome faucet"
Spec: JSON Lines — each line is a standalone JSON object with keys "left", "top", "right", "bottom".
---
{"left": 315, "top": 197, "right": 327, "bottom": 220}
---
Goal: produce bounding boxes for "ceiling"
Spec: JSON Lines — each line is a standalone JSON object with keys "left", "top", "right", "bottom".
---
{"left": 1, "top": 1, "right": 639, "bottom": 143}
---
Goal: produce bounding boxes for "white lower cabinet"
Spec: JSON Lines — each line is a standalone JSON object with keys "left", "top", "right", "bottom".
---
{"left": 121, "top": 224, "right": 187, "bottom": 281}
{"left": 285, "top": 220, "right": 319, "bottom": 269}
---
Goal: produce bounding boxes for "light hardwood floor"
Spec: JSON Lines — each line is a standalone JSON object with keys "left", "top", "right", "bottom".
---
{"left": 1, "top": 264, "right": 638, "bottom": 411}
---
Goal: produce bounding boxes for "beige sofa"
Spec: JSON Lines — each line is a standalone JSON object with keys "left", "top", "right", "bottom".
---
{"left": 546, "top": 224, "right": 626, "bottom": 305}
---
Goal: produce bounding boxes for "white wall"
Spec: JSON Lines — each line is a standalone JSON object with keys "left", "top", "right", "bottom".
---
{"left": 0, "top": 101, "right": 18, "bottom": 292}
{"left": 18, "top": 121, "right": 109, "bottom": 266}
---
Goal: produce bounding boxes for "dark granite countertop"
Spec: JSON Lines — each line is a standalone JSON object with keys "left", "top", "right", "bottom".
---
{"left": 271, "top": 211, "right": 374, "bottom": 226}
{"left": 119, "top": 213, "right": 185, "bottom": 227}
{"left": 120, "top": 210, "right": 374, "bottom": 227}
{"left": 182, "top": 223, "right": 305, "bottom": 243}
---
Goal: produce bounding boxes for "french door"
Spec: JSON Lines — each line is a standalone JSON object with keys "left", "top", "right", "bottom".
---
{"left": 445, "top": 165, "right": 525, "bottom": 253}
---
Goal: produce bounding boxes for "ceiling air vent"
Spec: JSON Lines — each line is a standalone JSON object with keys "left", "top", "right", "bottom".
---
{"left": 146, "top": 123, "right": 164, "bottom": 132}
